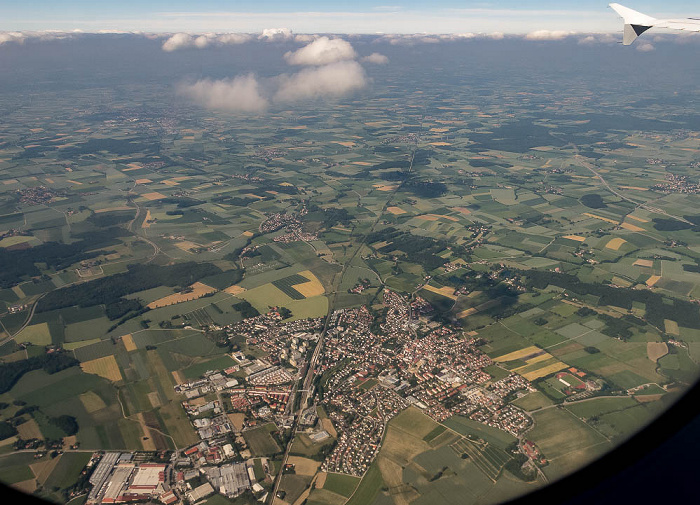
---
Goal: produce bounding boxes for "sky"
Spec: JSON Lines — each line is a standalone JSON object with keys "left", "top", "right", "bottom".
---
{"left": 1, "top": 1, "right": 699, "bottom": 34}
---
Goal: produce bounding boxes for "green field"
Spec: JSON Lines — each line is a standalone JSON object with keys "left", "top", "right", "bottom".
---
{"left": 344, "top": 462, "right": 384, "bottom": 505}
{"left": 243, "top": 423, "right": 281, "bottom": 457}
{"left": 182, "top": 355, "right": 236, "bottom": 379}
{"left": 322, "top": 473, "right": 361, "bottom": 498}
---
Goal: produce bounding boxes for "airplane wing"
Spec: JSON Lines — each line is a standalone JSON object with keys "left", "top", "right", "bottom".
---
{"left": 609, "top": 3, "right": 700, "bottom": 45}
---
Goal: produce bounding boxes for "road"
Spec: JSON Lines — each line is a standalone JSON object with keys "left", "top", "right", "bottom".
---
{"left": 269, "top": 148, "right": 419, "bottom": 504}
{"left": 572, "top": 154, "right": 692, "bottom": 224}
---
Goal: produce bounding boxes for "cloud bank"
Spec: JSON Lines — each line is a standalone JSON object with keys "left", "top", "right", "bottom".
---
{"left": 162, "top": 32, "right": 250, "bottom": 51}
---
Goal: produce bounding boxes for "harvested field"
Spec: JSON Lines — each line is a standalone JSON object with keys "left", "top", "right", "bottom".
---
{"left": 423, "top": 284, "right": 457, "bottom": 300}
{"left": 664, "top": 320, "right": 679, "bottom": 336}
{"left": 452, "top": 206, "right": 471, "bottom": 215}
{"left": 320, "top": 418, "right": 337, "bottom": 438}
{"left": 80, "top": 355, "right": 123, "bottom": 382}
{"left": 174, "top": 241, "right": 200, "bottom": 252}
{"left": 227, "top": 413, "right": 246, "bottom": 431}
{"left": 17, "top": 419, "right": 43, "bottom": 440}
{"left": 171, "top": 370, "right": 185, "bottom": 384}
{"left": 621, "top": 222, "right": 644, "bottom": 232}
{"left": 224, "top": 285, "right": 246, "bottom": 295}
{"left": 141, "top": 192, "right": 166, "bottom": 201}
{"left": 521, "top": 362, "right": 568, "bottom": 381}
{"left": 79, "top": 391, "right": 107, "bottom": 413}
{"left": 633, "top": 259, "right": 653, "bottom": 268}
{"left": 148, "top": 282, "right": 217, "bottom": 308}
{"left": 583, "top": 212, "right": 617, "bottom": 224}
{"left": 30, "top": 455, "right": 61, "bottom": 485}
{"left": 494, "top": 345, "right": 541, "bottom": 362}
{"left": 456, "top": 307, "right": 477, "bottom": 318}
{"left": 293, "top": 271, "right": 325, "bottom": 298}
{"left": 605, "top": 238, "right": 627, "bottom": 250}
{"left": 563, "top": 235, "right": 586, "bottom": 242}
{"left": 287, "top": 456, "right": 320, "bottom": 476}
{"left": 647, "top": 342, "right": 669, "bottom": 362}
{"left": 646, "top": 275, "right": 661, "bottom": 287}
{"left": 122, "top": 334, "right": 137, "bottom": 352}
{"left": 386, "top": 206, "right": 406, "bottom": 215}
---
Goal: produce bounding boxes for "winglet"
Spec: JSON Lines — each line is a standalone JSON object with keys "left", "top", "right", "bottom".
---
{"left": 609, "top": 3, "right": 657, "bottom": 44}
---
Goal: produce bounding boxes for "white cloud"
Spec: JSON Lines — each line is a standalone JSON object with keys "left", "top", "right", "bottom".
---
{"left": 284, "top": 36, "right": 356, "bottom": 66}
{"left": 525, "top": 30, "right": 573, "bottom": 40}
{"left": 577, "top": 33, "right": 617, "bottom": 45}
{"left": 0, "top": 32, "right": 25, "bottom": 45}
{"left": 274, "top": 60, "right": 367, "bottom": 102}
{"left": 178, "top": 74, "right": 269, "bottom": 112}
{"left": 259, "top": 27, "right": 293, "bottom": 41}
{"left": 361, "top": 52, "right": 389, "bottom": 64}
{"left": 162, "top": 32, "right": 251, "bottom": 51}
{"left": 636, "top": 42, "right": 655, "bottom": 52}
{"left": 294, "top": 34, "right": 316, "bottom": 43}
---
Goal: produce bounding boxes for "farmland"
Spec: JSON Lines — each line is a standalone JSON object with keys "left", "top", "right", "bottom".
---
{"left": 0, "top": 32, "right": 699, "bottom": 505}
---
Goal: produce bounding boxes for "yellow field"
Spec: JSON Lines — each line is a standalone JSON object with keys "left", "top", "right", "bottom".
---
{"left": 80, "top": 355, "right": 123, "bottom": 382}
{"left": 352, "top": 161, "right": 373, "bottom": 166}
{"left": 332, "top": 141, "right": 356, "bottom": 148}
{"left": 79, "top": 391, "right": 107, "bottom": 413}
{"left": 647, "top": 342, "right": 669, "bottom": 362}
{"left": 521, "top": 361, "right": 568, "bottom": 381}
{"left": 242, "top": 230, "right": 255, "bottom": 237}
{"left": 618, "top": 186, "right": 648, "bottom": 191}
{"left": 287, "top": 456, "right": 321, "bottom": 476}
{"left": 494, "top": 345, "right": 541, "bottom": 362}
{"left": 386, "top": 206, "right": 407, "bottom": 215}
{"left": 627, "top": 215, "right": 649, "bottom": 223}
{"left": 452, "top": 207, "right": 471, "bottom": 215}
{"left": 621, "top": 222, "right": 645, "bottom": 232}
{"left": 456, "top": 307, "right": 477, "bottom": 318}
{"left": 141, "top": 191, "right": 166, "bottom": 201}
{"left": 172, "top": 370, "right": 185, "bottom": 384}
{"left": 293, "top": 271, "right": 325, "bottom": 298}
{"left": 563, "top": 235, "right": 586, "bottom": 242}
{"left": 148, "top": 282, "right": 217, "bottom": 308}
{"left": 429, "top": 127, "right": 450, "bottom": 132}
{"left": 372, "top": 184, "right": 398, "bottom": 192}
{"left": 135, "top": 178, "right": 152, "bottom": 184}
{"left": 422, "top": 284, "right": 457, "bottom": 300}
{"left": 141, "top": 209, "right": 152, "bottom": 229}
{"left": 664, "top": 319, "right": 680, "bottom": 336}
{"left": 416, "top": 214, "right": 440, "bottom": 221}
{"left": 646, "top": 275, "right": 661, "bottom": 287}
{"left": 583, "top": 212, "right": 618, "bottom": 224}
{"left": 174, "top": 240, "right": 200, "bottom": 252}
{"left": 122, "top": 334, "right": 137, "bottom": 352}
{"left": 633, "top": 259, "right": 653, "bottom": 268}
{"left": 605, "top": 238, "right": 627, "bottom": 250}
{"left": 224, "top": 285, "right": 247, "bottom": 295}
{"left": 521, "top": 353, "right": 553, "bottom": 366}
{"left": 429, "top": 142, "right": 452, "bottom": 146}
